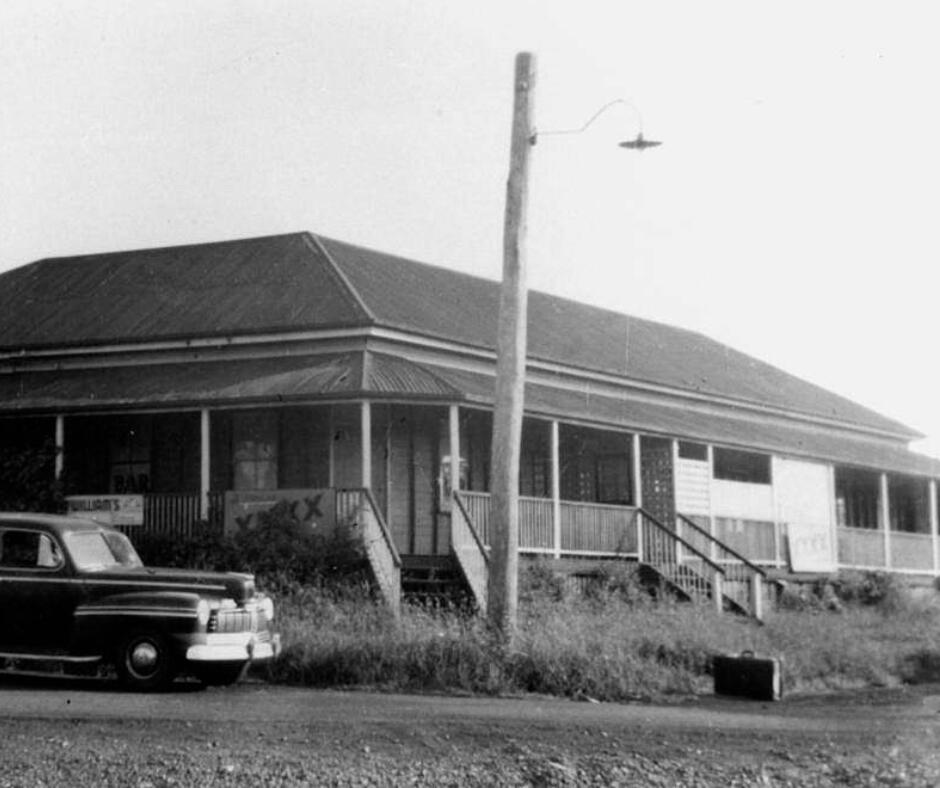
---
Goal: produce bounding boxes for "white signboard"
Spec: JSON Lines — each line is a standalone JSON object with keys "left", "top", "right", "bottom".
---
{"left": 786, "top": 520, "right": 836, "bottom": 573}
{"left": 774, "top": 458, "right": 836, "bottom": 573}
{"left": 66, "top": 495, "right": 145, "bottom": 526}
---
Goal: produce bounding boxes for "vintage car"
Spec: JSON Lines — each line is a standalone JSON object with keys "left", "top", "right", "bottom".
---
{"left": 0, "top": 512, "right": 280, "bottom": 690}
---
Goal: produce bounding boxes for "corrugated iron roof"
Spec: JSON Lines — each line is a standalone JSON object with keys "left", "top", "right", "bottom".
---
{"left": 423, "top": 364, "right": 940, "bottom": 477}
{"left": 0, "top": 230, "right": 919, "bottom": 439}
{"left": 320, "top": 236, "right": 918, "bottom": 439}
{"left": 0, "top": 352, "right": 464, "bottom": 413}
{"left": 0, "top": 234, "right": 370, "bottom": 350}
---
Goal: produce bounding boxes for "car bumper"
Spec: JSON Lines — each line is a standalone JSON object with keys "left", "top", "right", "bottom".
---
{"left": 185, "top": 632, "right": 281, "bottom": 663}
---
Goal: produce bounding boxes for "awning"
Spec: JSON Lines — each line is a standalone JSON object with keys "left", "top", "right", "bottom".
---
{"left": 0, "top": 352, "right": 464, "bottom": 413}
{"left": 2, "top": 353, "right": 936, "bottom": 478}
{"left": 429, "top": 365, "right": 940, "bottom": 478}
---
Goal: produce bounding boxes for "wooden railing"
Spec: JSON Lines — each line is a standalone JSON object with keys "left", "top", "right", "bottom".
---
{"left": 561, "top": 501, "right": 637, "bottom": 555}
{"left": 890, "top": 532, "right": 934, "bottom": 572}
{"left": 460, "top": 491, "right": 491, "bottom": 545}
{"left": 838, "top": 526, "right": 936, "bottom": 573}
{"left": 676, "top": 513, "right": 767, "bottom": 619}
{"left": 520, "top": 496, "right": 554, "bottom": 551}
{"left": 456, "top": 491, "right": 637, "bottom": 555}
{"left": 336, "top": 488, "right": 402, "bottom": 616}
{"left": 452, "top": 492, "right": 489, "bottom": 613}
{"left": 837, "top": 526, "right": 885, "bottom": 568}
{"left": 132, "top": 491, "right": 225, "bottom": 538}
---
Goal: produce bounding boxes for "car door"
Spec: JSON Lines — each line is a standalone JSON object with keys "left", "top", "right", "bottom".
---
{"left": 0, "top": 527, "right": 82, "bottom": 653}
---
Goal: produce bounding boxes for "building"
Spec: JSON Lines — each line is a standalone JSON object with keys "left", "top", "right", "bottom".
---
{"left": 1, "top": 231, "right": 938, "bottom": 614}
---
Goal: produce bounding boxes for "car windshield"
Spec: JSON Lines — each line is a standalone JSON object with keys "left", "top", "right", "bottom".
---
{"left": 65, "top": 530, "right": 143, "bottom": 571}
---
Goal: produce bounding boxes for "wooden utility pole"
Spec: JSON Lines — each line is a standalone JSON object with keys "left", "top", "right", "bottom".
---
{"left": 488, "top": 51, "right": 536, "bottom": 639}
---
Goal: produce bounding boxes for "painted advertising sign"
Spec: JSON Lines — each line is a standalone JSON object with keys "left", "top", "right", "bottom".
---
{"left": 66, "top": 495, "right": 145, "bottom": 526}
{"left": 223, "top": 489, "right": 335, "bottom": 535}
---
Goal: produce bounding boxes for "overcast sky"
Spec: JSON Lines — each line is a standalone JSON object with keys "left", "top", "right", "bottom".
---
{"left": 2, "top": 2, "right": 939, "bottom": 455}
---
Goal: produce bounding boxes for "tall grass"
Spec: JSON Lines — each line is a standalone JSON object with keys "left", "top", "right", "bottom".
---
{"left": 265, "top": 571, "right": 940, "bottom": 700}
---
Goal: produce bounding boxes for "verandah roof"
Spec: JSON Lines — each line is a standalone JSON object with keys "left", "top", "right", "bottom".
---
{"left": 2, "top": 352, "right": 935, "bottom": 478}
{"left": 426, "top": 365, "right": 940, "bottom": 478}
{"left": 0, "top": 353, "right": 463, "bottom": 412}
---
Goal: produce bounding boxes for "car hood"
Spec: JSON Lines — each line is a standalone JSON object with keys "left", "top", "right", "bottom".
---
{"left": 84, "top": 566, "right": 256, "bottom": 603}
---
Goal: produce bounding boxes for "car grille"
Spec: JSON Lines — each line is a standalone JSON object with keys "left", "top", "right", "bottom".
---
{"left": 208, "top": 607, "right": 259, "bottom": 634}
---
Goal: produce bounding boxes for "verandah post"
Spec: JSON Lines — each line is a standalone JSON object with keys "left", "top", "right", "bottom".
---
{"left": 880, "top": 472, "right": 891, "bottom": 569}
{"left": 361, "top": 401, "right": 372, "bottom": 490}
{"left": 633, "top": 433, "right": 643, "bottom": 560}
{"left": 550, "top": 420, "right": 561, "bottom": 559}
{"left": 930, "top": 479, "right": 939, "bottom": 575}
{"left": 54, "top": 414, "right": 65, "bottom": 480}
{"left": 750, "top": 572, "right": 764, "bottom": 622}
{"left": 199, "top": 409, "right": 210, "bottom": 521}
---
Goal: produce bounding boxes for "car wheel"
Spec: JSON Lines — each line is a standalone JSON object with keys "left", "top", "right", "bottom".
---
{"left": 116, "top": 631, "right": 175, "bottom": 691}
{"left": 194, "top": 660, "right": 248, "bottom": 687}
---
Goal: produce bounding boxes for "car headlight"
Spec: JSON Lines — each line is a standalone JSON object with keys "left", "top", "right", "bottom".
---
{"left": 259, "top": 596, "right": 274, "bottom": 623}
{"left": 196, "top": 599, "right": 211, "bottom": 627}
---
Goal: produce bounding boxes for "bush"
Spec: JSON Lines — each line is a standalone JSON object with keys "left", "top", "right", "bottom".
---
{"left": 132, "top": 501, "right": 370, "bottom": 595}
{"left": 832, "top": 571, "right": 908, "bottom": 612}
{"left": 0, "top": 442, "right": 64, "bottom": 513}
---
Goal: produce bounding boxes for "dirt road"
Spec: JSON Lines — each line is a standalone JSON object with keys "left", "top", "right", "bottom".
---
{"left": 1, "top": 674, "right": 939, "bottom": 785}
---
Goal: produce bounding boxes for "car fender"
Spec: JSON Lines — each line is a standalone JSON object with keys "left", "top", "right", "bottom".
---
{"left": 72, "top": 591, "right": 205, "bottom": 656}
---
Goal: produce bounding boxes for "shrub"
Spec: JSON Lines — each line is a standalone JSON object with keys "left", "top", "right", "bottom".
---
{"left": 132, "top": 501, "right": 370, "bottom": 595}
{"left": 832, "top": 571, "right": 908, "bottom": 612}
{"left": 0, "top": 441, "right": 64, "bottom": 513}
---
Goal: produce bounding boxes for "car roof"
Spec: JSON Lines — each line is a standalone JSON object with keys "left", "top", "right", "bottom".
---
{"left": 0, "top": 512, "right": 110, "bottom": 535}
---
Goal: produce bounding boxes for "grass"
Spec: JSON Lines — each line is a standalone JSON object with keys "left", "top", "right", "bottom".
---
{"left": 263, "top": 569, "right": 940, "bottom": 701}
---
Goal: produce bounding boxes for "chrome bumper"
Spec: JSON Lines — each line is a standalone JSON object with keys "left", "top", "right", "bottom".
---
{"left": 186, "top": 632, "right": 281, "bottom": 663}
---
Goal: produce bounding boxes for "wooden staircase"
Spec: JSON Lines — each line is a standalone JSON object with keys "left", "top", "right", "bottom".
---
{"left": 638, "top": 508, "right": 767, "bottom": 619}
{"left": 400, "top": 555, "right": 473, "bottom": 607}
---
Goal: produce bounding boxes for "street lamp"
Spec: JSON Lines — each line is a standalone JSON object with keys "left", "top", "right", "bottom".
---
{"left": 488, "top": 53, "right": 661, "bottom": 640}
{"left": 530, "top": 98, "right": 662, "bottom": 150}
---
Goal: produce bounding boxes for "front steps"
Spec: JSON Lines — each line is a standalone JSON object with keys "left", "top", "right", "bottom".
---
{"left": 400, "top": 555, "right": 472, "bottom": 607}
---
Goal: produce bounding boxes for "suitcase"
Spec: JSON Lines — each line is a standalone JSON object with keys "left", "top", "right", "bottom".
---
{"left": 713, "top": 650, "right": 782, "bottom": 701}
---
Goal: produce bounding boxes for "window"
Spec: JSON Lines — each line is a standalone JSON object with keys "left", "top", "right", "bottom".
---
{"left": 0, "top": 530, "right": 63, "bottom": 570}
{"left": 678, "top": 441, "right": 708, "bottom": 461}
{"left": 232, "top": 411, "right": 278, "bottom": 491}
{"left": 835, "top": 467, "right": 880, "bottom": 530}
{"left": 110, "top": 418, "right": 152, "bottom": 493}
{"left": 713, "top": 448, "right": 771, "bottom": 484}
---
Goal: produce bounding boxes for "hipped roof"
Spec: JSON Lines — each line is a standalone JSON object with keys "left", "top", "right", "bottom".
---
{"left": 0, "top": 231, "right": 917, "bottom": 439}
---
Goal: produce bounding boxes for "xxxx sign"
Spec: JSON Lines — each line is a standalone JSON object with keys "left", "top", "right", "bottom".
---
{"left": 223, "top": 489, "right": 335, "bottom": 535}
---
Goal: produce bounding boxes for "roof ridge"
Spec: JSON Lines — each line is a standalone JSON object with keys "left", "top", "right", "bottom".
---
{"left": 303, "top": 233, "right": 376, "bottom": 325}
{"left": 29, "top": 231, "right": 310, "bottom": 266}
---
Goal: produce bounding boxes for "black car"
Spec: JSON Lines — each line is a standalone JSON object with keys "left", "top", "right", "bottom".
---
{"left": 0, "top": 512, "right": 280, "bottom": 690}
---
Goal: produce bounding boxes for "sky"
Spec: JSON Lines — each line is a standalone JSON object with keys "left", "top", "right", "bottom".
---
{"left": 2, "top": 1, "right": 939, "bottom": 455}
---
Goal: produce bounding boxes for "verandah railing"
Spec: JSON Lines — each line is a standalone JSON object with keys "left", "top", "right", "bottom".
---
{"left": 838, "top": 526, "right": 935, "bottom": 573}
{"left": 132, "top": 491, "right": 224, "bottom": 538}
{"left": 457, "top": 490, "right": 638, "bottom": 556}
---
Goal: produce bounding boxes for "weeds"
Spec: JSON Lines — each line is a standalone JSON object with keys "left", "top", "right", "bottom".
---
{"left": 265, "top": 566, "right": 940, "bottom": 700}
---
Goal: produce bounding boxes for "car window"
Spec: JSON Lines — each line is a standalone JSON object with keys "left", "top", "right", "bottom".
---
{"left": 102, "top": 531, "right": 144, "bottom": 568}
{"left": 0, "top": 530, "right": 64, "bottom": 570}
{"left": 64, "top": 530, "right": 142, "bottom": 571}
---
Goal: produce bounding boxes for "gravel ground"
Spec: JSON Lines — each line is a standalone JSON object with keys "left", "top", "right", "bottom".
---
{"left": 1, "top": 681, "right": 939, "bottom": 786}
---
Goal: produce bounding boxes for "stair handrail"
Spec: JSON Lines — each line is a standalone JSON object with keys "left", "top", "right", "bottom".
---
{"left": 675, "top": 512, "right": 766, "bottom": 577}
{"left": 361, "top": 487, "right": 403, "bottom": 569}
{"left": 637, "top": 507, "right": 726, "bottom": 575}
{"left": 451, "top": 491, "right": 490, "bottom": 615}
{"left": 452, "top": 492, "right": 490, "bottom": 565}
{"left": 337, "top": 488, "right": 402, "bottom": 617}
